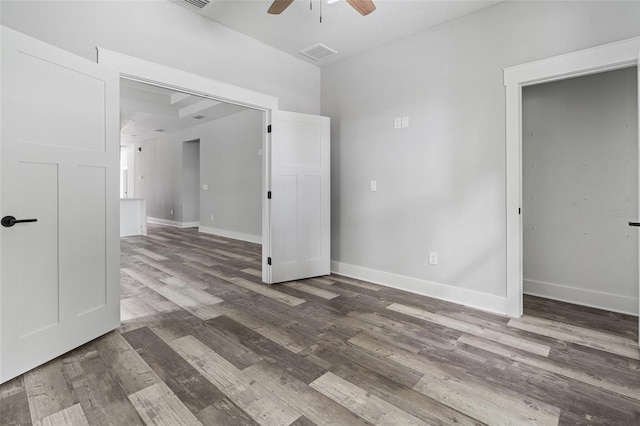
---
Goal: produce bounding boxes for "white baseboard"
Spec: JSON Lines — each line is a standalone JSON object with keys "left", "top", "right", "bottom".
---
{"left": 147, "top": 217, "right": 200, "bottom": 229}
{"left": 199, "top": 226, "right": 262, "bottom": 244}
{"left": 330, "top": 261, "right": 508, "bottom": 316}
{"left": 181, "top": 221, "right": 200, "bottom": 228}
{"left": 524, "top": 279, "right": 638, "bottom": 316}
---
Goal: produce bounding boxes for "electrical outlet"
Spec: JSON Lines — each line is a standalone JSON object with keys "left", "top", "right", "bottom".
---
{"left": 401, "top": 116, "right": 409, "bottom": 128}
{"left": 429, "top": 251, "right": 438, "bottom": 265}
{"left": 210, "top": 214, "right": 214, "bottom": 221}
{"left": 170, "top": 209, "right": 174, "bottom": 216}
{"left": 370, "top": 180, "right": 377, "bottom": 192}
{"left": 202, "top": 184, "right": 209, "bottom": 190}
{"left": 393, "top": 117, "right": 401, "bottom": 130}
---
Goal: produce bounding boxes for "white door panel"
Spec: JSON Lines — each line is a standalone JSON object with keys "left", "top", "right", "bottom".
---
{"left": 269, "top": 111, "right": 330, "bottom": 283}
{"left": 0, "top": 27, "right": 120, "bottom": 383}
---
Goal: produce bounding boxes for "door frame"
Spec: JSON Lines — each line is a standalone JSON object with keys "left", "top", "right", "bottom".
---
{"left": 503, "top": 37, "right": 640, "bottom": 318}
{"left": 97, "top": 49, "right": 278, "bottom": 283}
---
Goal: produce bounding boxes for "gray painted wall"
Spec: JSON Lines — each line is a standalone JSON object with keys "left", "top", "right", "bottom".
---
{"left": 136, "top": 109, "right": 262, "bottom": 240}
{"left": 182, "top": 141, "right": 200, "bottom": 224}
{"left": 135, "top": 135, "right": 183, "bottom": 222}
{"left": 199, "top": 109, "right": 263, "bottom": 241}
{"left": 322, "top": 1, "right": 640, "bottom": 304}
{"left": 0, "top": 0, "right": 320, "bottom": 114}
{"left": 522, "top": 67, "right": 638, "bottom": 314}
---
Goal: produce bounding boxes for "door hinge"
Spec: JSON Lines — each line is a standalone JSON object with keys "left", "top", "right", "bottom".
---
{"left": 267, "top": 257, "right": 272, "bottom": 265}
{"left": 267, "top": 125, "right": 272, "bottom": 133}
{"left": 519, "top": 207, "right": 521, "bottom": 215}
{"left": 267, "top": 191, "right": 272, "bottom": 199}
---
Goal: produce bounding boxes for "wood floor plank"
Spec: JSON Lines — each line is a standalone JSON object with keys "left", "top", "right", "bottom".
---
{"left": 302, "top": 344, "right": 481, "bottom": 426}
{"left": 95, "top": 331, "right": 160, "bottom": 395}
{"left": 135, "top": 248, "right": 168, "bottom": 261}
{"left": 243, "top": 360, "right": 369, "bottom": 426}
{"left": 508, "top": 315, "right": 640, "bottom": 360}
{"left": 32, "top": 403, "right": 89, "bottom": 426}
{"left": 121, "top": 296, "right": 160, "bottom": 322}
{"left": 128, "top": 382, "right": 202, "bottom": 425}
{"left": 282, "top": 281, "right": 340, "bottom": 300}
{"left": 123, "top": 326, "right": 233, "bottom": 415}
{"left": 241, "top": 268, "right": 262, "bottom": 277}
{"left": 214, "top": 305, "right": 310, "bottom": 353}
{"left": 458, "top": 333, "right": 640, "bottom": 401}
{"left": 230, "top": 277, "right": 306, "bottom": 307}
{"left": 169, "top": 335, "right": 302, "bottom": 426}
{"left": 208, "top": 315, "right": 326, "bottom": 385}
{"left": 153, "top": 284, "right": 224, "bottom": 321}
{"left": 23, "top": 359, "right": 79, "bottom": 423}
{"left": 121, "top": 267, "right": 166, "bottom": 291}
{"left": 350, "top": 332, "right": 561, "bottom": 426}
{"left": 0, "top": 376, "right": 33, "bottom": 425}
{"left": 310, "top": 371, "right": 427, "bottom": 425}
{"left": 331, "top": 275, "right": 381, "bottom": 291}
{"left": 62, "top": 345, "right": 144, "bottom": 425}
{"left": 388, "top": 302, "right": 551, "bottom": 357}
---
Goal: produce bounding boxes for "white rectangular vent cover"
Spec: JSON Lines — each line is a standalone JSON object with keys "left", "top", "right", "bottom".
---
{"left": 183, "top": 0, "right": 210, "bottom": 9}
{"left": 299, "top": 43, "right": 337, "bottom": 62}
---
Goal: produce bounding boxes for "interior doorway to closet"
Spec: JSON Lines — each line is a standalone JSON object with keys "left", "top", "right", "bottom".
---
{"left": 522, "top": 66, "right": 639, "bottom": 315}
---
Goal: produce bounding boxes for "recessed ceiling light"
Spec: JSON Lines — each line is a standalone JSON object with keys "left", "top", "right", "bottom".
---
{"left": 154, "top": 128, "right": 166, "bottom": 132}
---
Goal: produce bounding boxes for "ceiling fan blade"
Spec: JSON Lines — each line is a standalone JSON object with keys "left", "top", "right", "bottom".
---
{"left": 268, "top": 0, "right": 295, "bottom": 15}
{"left": 346, "top": 0, "right": 376, "bottom": 16}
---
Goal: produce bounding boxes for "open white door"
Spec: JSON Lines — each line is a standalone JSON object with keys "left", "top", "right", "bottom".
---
{"left": 0, "top": 27, "right": 120, "bottom": 383}
{"left": 267, "top": 111, "right": 330, "bottom": 283}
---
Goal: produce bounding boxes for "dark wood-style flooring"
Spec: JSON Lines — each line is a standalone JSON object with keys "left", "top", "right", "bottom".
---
{"left": 1, "top": 224, "right": 639, "bottom": 425}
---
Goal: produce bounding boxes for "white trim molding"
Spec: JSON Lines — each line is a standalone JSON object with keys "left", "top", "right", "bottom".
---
{"left": 97, "top": 48, "right": 276, "bottom": 283}
{"left": 199, "top": 226, "right": 262, "bottom": 245}
{"left": 331, "top": 261, "right": 508, "bottom": 315}
{"left": 524, "top": 279, "right": 638, "bottom": 316}
{"left": 503, "top": 37, "right": 640, "bottom": 318}
{"left": 147, "top": 217, "right": 199, "bottom": 229}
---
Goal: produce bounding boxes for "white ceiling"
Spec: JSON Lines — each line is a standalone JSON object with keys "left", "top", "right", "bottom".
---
{"left": 177, "top": 0, "right": 502, "bottom": 66}
{"left": 120, "top": 79, "right": 248, "bottom": 146}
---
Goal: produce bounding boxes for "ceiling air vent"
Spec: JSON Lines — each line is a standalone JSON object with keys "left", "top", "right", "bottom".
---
{"left": 192, "top": 115, "right": 205, "bottom": 120}
{"left": 299, "top": 43, "right": 337, "bottom": 62}
{"left": 182, "top": 0, "right": 210, "bottom": 10}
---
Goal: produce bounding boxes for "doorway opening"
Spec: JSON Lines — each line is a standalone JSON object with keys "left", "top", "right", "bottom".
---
{"left": 522, "top": 67, "right": 638, "bottom": 315}
{"left": 118, "top": 78, "right": 264, "bottom": 246}
{"left": 503, "top": 37, "right": 640, "bottom": 321}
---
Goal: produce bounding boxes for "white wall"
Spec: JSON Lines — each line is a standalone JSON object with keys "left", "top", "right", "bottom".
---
{"left": 0, "top": 0, "right": 320, "bottom": 114}
{"left": 182, "top": 140, "right": 200, "bottom": 225}
{"left": 137, "top": 109, "right": 262, "bottom": 240}
{"left": 523, "top": 67, "right": 638, "bottom": 314}
{"left": 322, "top": 1, "right": 640, "bottom": 313}
{"left": 198, "top": 109, "right": 263, "bottom": 243}
{"left": 135, "top": 134, "right": 183, "bottom": 223}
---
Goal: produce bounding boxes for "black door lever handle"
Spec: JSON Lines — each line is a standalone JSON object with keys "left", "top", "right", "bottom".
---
{"left": 629, "top": 222, "right": 640, "bottom": 227}
{"left": 1, "top": 216, "right": 37, "bottom": 228}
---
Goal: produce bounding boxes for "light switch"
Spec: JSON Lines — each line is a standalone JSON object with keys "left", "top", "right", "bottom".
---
{"left": 401, "top": 116, "right": 409, "bottom": 128}
{"left": 202, "top": 184, "right": 209, "bottom": 190}
{"left": 370, "top": 180, "right": 377, "bottom": 192}
{"left": 393, "top": 117, "right": 401, "bottom": 130}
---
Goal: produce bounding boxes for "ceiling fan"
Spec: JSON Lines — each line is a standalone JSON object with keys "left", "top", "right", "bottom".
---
{"left": 268, "top": 0, "right": 376, "bottom": 16}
